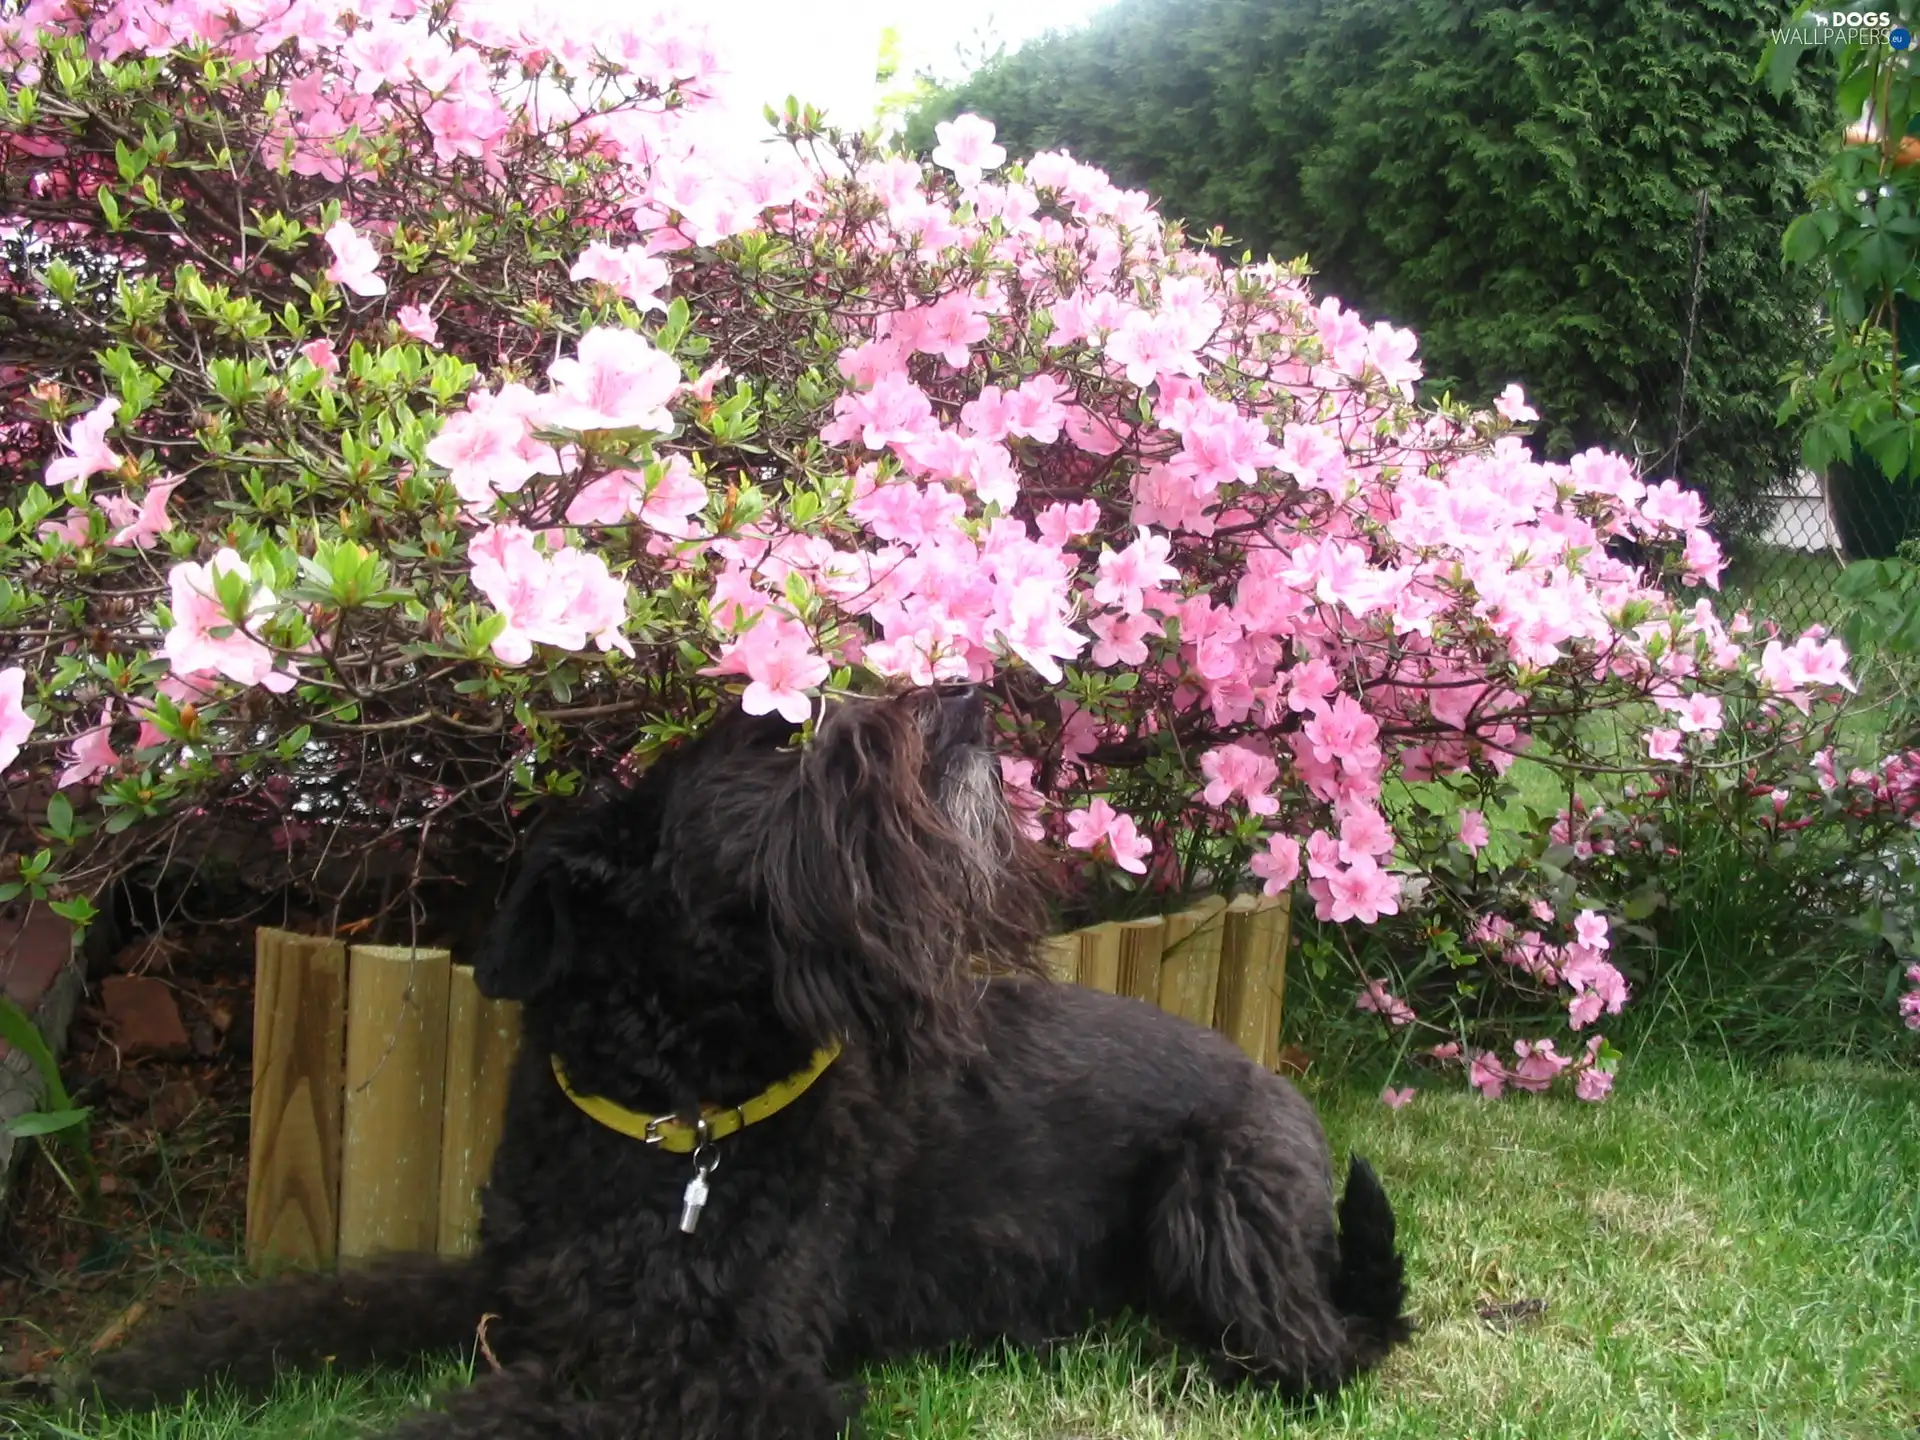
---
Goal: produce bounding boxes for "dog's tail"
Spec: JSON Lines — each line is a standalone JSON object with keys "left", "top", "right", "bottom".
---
{"left": 1331, "top": 1155, "right": 1411, "bottom": 1366}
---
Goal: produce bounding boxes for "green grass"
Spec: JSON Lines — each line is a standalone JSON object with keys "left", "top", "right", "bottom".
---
{"left": 15, "top": 1053, "right": 1917, "bottom": 1440}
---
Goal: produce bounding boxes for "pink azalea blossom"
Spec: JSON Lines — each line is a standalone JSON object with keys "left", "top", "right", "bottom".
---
{"left": 1337, "top": 804, "right": 1395, "bottom": 863}
{"left": 162, "top": 548, "right": 297, "bottom": 692}
{"left": 1575, "top": 1067, "right": 1615, "bottom": 1102}
{"left": 1574, "top": 910, "right": 1610, "bottom": 951}
{"left": 931, "top": 113, "right": 1006, "bottom": 187}
{"left": 56, "top": 702, "right": 119, "bottom": 789}
{"left": 1458, "top": 809, "right": 1490, "bottom": 852}
{"left": 45, "top": 396, "right": 121, "bottom": 488}
{"left": 1094, "top": 531, "right": 1180, "bottom": 613}
{"left": 710, "top": 615, "right": 829, "bottom": 724}
{"left": 103, "top": 476, "right": 181, "bottom": 549}
{"left": 0, "top": 667, "right": 33, "bottom": 772}
{"left": 397, "top": 304, "right": 440, "bottom": 345}
{"left": 1250, "top": 834, "right": 1302, "bottom": 895}
{"left": 1898, "top": 964, "right": 1920, "bottom": 1030}
{"left": 1381, "top": 1086, "right": 1417, "bottom": 1110}
{"left": 300, "top": 338, "right": 340, "bottom": 374}
{"left": 1355, "top": 978, "right": 1415, "bottom": 1026}
{"left": 1469, "top": 1051, "right": 1506, "bottom": 1099}
{"left": 544, "top": 326, "right": 680, "bottom": 432}
{"left": 323, "top": 219, "right": 388, "bottom": 297}
{"left": 1494, "top": 383, "right": 1539, "bottom": 423}
{"left": 569, "top": 241, "right": 671, "bottom": 312}
{"left": 467, "top": 525, "right": 632, "bottom": 665}
{"left": 1645, "top": 727, "right": 1684, "bottom": 762}
{"left": 1200, "top": 742, "right": 1280, "bottom": 815}
{"left": 1064, "top": 798, "right": 1152, "bottom": 874}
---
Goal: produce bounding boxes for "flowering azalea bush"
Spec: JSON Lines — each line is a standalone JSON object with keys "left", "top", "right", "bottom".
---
{"left": 0, "top": 0, "right": 1869, "bottom": 1102}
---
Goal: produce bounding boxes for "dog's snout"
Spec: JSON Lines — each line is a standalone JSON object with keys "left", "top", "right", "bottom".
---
{"left": 936, "top": 685, "right": 987, "bottom": 744}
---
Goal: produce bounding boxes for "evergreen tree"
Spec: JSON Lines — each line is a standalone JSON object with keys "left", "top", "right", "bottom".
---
{"left": 916, "top": 0, "right": 1827, "bottom": 532}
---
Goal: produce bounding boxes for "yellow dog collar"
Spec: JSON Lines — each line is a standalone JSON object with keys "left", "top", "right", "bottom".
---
{"left": 550, "top": 1041, "right": 843, "bottom": 1154}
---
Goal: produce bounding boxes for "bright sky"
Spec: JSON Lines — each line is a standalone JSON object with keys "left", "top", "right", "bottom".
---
{"left": 668, "top": 0, "right": 1118, "bottom": 144}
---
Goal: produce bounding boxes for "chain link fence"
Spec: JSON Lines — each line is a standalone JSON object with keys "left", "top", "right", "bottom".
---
{"left": 1727, "top": 462, "right": 1920, "bottom": 633}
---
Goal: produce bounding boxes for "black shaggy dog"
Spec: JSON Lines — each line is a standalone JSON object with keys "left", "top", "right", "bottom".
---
{"left": 90, "top": 688, "right": 1409, "bottom": 1437}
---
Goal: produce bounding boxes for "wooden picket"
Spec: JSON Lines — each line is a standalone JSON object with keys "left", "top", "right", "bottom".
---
{"left": 243, "top": 893, "right": 1291, "bottom": 1269}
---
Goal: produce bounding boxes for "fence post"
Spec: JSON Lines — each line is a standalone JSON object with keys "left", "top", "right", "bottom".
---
{"left": 1157, "top": 896, "right": 1228, "bottom": 1029}
{"left": 1116, "top": 917, "right": 1166, "bottom": 1005}
{"left": 338, "top": 945, "right": 451, "bottom": 1262}
{"left": 1260, "top": 894, "right": 1293, "bottom": 1071}
{"left": 245, "top": 930, "right": 348, "bottom": 1273}
{"left": 1039, "top": 933, "right": 1079, "bottom": 984}
{"left": 1075, "top": 921, "right": 1122, "bottom": 994}
{"left": 436, "top": 965, "right": 521, "bottom": 1258}
{"left": 1215, "top": 896, "right": 1283, "bottom": 1062}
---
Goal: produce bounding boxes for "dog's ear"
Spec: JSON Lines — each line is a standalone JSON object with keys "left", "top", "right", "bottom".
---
{"left": 474, "top": 845, "right": 578, "bottom": 1001}
{"left": 754, "top": 701, "right": 989, "bottom": 1065}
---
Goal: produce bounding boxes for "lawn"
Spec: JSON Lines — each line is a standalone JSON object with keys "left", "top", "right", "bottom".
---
{"left": 13, "top": 1051, "right": 1917, "bottom": 1440}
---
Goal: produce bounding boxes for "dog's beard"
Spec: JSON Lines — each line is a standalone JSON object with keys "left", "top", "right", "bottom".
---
{"left": 933, "top": 744, "right": 1016, "bottom": 906}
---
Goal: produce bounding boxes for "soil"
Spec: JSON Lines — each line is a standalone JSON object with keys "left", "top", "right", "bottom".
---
{"left": 0, "top": 919, "right": 257, "bottom": 1403}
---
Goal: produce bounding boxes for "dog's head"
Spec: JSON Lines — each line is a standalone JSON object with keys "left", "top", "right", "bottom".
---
{"left": 476, "top": 688, "right": 1048, "bottom": 1065}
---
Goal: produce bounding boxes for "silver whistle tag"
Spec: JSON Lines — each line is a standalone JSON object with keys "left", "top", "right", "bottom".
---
{"left": 679, "top": 1168, "right": 711, "bottom": 1234}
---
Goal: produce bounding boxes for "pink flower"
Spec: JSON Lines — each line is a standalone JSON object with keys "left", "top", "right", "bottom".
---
{"left": 569, "top": 241, "right": 670, "bottom": 313}
{"left": 1337, "top": 804, "right": 1394, "bottom": 863}
{"left": 1094, "top": 531, "right": 1179, "bottom": 612}
{"left": 544, "top": 327, "right": 680, "bottom": 432}
{"left": 1508, "top": 1038, "right": 1572, "bottom": 1093}
{"left": 1672, "top": 692, "right": 1722, "bottom": 734}
{"left": 1758, "top": 632, "right": 1855, "bottom": 711}
{"left": 45, "top": 396, "right": 121, "bottom": 488}
{"left": 1900, "top": 978, "right": 1920, "bottom": 1030}
{"left": 467, "top": 526, "right": 632, "bottom": 665}
{"left": 300, "top": 338, "right": 340, "bottom": 374}
{"left": 1004, "top": 374, "right": 1070, "bottom": 443}
{"left": 1089, "top": 611, "right": 1155, "bottom": 667}
{"left": 1064, "top": 798, "right": 1152, "bottom": 874}
{"left": 1645, "top": 727, "right": 1684, "bottom": 762}
{"left": 1494, "top": 383, "right": 1539, "bottom": 423}
{"left": 1469, "top": 1051, "right": 1506, "bottom": 1099}
{"left": 1200, "top": 742, "right": 1280, "bottom": 815}
{"left": 710, "top": 615, "right": 830, "bottom": 725}
{"left": 690, "top": 363, "right": 730, "bottom": 402}
{"left": 0, "top": 667, "right": 33, "bottom": 772}
{"left": 56, "top": 703, "right": 119, "bottom": 789}
{"left": 162, "top": 548, "right": 297, "bottom": 693}
{"left": 323, "top": 220, "right": 387, "bottom": 297}
{"left": 931, "top": 113, "right": 1006, "bottom": 187}
{"left": 1574, "top": 910, "right": 1610, "bottom": 951}
{"left": 1381, "top": 1086, "right": 1417, "bottom": 1110}
{"left": 1575, "top": 1067, "right": 1615, "bottom": 1102}
{"left": 1355, "top": 979, "right": 1414, "bottom": 1026}
{"left": 1458, "top": 809, "right": 1490, "bottom": 852}
{"left": 103, "top": 476, "right": 180, "bottom": 549}
{"left": 1250, "top": 834, "right": 1301, "bottom": 895}
{"left": 820, "top": 372, "right": 937, "bottom": 451}
{"left": 397, "top": 304, "right": 440, "bottom": 345}
{"left": 1319, "top": 857, "right": 1400, "bottom": 925}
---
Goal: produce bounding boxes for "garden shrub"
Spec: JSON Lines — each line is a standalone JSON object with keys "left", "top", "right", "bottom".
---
{"left": 916, "top": 0, "right": 1828, "bottom": 537}
{"left": 0, "top": 0, "right": 1871, "bottom": 1101}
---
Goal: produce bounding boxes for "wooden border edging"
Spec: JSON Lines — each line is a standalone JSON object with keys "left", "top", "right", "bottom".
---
{"left": 244, "top": 893, "right": 1291, "bottom": 1269}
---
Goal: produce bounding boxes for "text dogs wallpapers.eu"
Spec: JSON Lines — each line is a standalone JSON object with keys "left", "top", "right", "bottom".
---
{"left": 88, "top": 688, "right": 1410, "bottom": 1438}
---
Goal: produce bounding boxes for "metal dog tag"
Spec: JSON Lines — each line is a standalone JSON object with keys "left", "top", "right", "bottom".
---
{"left": 679, "top": 1167, "right": 711, "bottom": 1234}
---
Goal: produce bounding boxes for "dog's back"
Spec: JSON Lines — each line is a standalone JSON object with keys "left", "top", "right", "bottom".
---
{"left": 836, "top": 980, "right": 1409, "bottom": 1391}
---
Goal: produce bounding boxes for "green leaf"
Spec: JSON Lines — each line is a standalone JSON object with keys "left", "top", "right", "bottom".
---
{"left": 3, "top": 1107, "right": 91, "bottom": 1139}
{"left": 44, "top": 790, "right": 73, "bottom": 841}
{"left": 0, "top": 993, "right": 73, "bottom": 1114}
